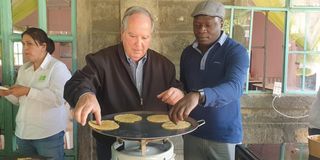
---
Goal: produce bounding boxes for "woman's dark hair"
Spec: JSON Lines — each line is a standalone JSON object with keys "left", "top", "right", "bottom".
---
{"left": 21, "top": 27, "right": 55, "bottom": 54}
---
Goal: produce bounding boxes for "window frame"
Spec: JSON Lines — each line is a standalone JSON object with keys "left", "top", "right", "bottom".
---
{"left": 224, "top": 2, "right": 320, "bottom": 95}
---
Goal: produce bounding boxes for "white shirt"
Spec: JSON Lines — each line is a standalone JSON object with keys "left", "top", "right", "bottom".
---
{"left": 309, "top": 86, "right": 320, "bottom": 129}
{"left": 5, "top": 54, "right": 71, "bottom": 139}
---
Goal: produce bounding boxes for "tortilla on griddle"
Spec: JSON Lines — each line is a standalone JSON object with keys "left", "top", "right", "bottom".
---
{"left": 146, "top": 114, "right": 170, "bottom": 123}
{"left": 88, "top": 120, "right": 119, "bottom": 131}
{"left": 114, "top": 114, "right": 142, "bottom": 123}
{"left": 161, "top": 121, "right": 191, "bottom": 130}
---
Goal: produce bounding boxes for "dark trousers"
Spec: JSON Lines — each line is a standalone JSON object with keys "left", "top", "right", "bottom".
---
{"left": 308, "top": 128, "right": 320, "bottom": 135}
{"left": 96, "top": 136, "right": 116, "bottom": 160}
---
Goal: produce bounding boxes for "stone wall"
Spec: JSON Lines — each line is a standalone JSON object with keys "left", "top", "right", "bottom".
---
{"left": 76, "top": 0, "right": 315, "bottom": 159}
{"left": 242, "top": 94, "right": 313, "bottom": 144}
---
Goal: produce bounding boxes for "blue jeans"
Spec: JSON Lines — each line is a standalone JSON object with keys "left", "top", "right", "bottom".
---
{"left": 16, "top": 131, "right": 65, "bottom": 160}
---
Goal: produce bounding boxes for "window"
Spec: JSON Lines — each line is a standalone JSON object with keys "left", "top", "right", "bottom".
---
{"left": 287, "top": 11, "right": 320, "bottom": 92}
{"left": 224, "top": 0, "right": 320, "bottom": 94}
{"left": 13, "top": 42, "right": 23, "bottom": 66}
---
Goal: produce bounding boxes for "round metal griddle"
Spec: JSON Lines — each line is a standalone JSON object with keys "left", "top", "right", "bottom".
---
{"left": 90, "top": 111, "right": 205, "bottom": 140}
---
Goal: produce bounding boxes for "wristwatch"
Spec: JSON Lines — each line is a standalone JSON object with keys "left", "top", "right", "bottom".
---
{"left": 198, "top": 89, "right": 205, "bottom": 104}
{"left": 191, "top": 89, "right": 205, "bottom": 105}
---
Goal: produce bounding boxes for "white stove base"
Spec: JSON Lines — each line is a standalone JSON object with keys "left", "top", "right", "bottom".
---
{"left": 111, "top": 139, "right": 175, "bottom": 160}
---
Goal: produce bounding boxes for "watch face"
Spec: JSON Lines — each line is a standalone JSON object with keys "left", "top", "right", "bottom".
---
{"left": 198, "top": 89, "right": 205, "bottom": 104}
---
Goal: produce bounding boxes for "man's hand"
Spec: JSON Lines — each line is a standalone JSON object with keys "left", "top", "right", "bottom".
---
{"left": 9, "top": 85, "right": 30, "bottom": 97}
{"left": 169, "top": 92, "right": 200, "bottom": 123}
{"left": 157, "top": 87, "right": 184, "bottom": 105}
{"left": 74, "top": 92, "right": 101, "bottom": 126}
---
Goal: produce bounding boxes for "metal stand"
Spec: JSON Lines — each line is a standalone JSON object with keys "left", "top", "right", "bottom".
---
{"left": 117, "top": 138, "right": 168, "bottom": 155}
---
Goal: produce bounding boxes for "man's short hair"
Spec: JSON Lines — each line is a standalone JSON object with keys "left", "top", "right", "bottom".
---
{"left": 121, "top": 6, "right": 154, "bottom": 32}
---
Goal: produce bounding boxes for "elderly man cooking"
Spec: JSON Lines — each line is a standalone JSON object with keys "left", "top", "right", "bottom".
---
{"left": 64, "top": 6, "right": 184, "bottom": 160}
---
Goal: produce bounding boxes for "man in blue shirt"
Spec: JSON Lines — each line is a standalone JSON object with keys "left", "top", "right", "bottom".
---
{"left": 169, "top": 0, "right": 249, "bottom": 159}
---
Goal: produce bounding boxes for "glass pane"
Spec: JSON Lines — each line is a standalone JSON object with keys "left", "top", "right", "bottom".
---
{"left": 12, "top": 42, "right": 23, "bottom": 82}
{"left": 287, "top": 54, "right": 320, "bottom": 91}
{"left": 232, "top": 10, "right": 251, "bottom": 49}
{"left": 12, "top": 0, "right": 39, "bottom": 33}
{"left": 52, "top": 42, "right": 72, "bottom": 71}
{"left": 249, "top": 11, "right": 284, "bottom": 91}
{"left": 224, "top": 9, "right": 251, "bottom": 49}
{"left": 289, "top": 12, "right": 320, "bottom": 51}
{"left": 13, "top": 42, "right": 23, "bottom": 66}
{"left": 291, "top": 0, "right": 320, "bottom": 7}
{"left": 223, "top": 9, "right": 232, "bottom": 35}
{"left": 232, "top": 0, "right": 285, "bottom": 7}
{"left": 47, "top": 0, "right": 71, "bottom": 35}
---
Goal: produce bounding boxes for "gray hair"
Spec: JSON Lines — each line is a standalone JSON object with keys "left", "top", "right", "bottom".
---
{"left": 121, "top": 6, "right": 154, "bottom": 32}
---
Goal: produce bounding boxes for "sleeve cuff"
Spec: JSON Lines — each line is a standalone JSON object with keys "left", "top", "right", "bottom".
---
{"left": 27, "top": 87, "right": 38, "bottom": 99}
{"left": 79, "top": 92, "right": 95, "bottom": 99}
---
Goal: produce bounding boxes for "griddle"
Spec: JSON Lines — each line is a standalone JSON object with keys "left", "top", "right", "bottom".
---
{"left": 90, "top": 111, "right": 205, "bottom": 140}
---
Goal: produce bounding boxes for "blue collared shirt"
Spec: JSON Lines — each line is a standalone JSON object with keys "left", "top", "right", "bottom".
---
{"left": 180, "top": 31, "right": 249, "bottom": 143}
{"left": 192, "top": 32, "right": 227, "bottom": 70}
{"left": 126, "top": 54, "right": 147, "bottom": 96}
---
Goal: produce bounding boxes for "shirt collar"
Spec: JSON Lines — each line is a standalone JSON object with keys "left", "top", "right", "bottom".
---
{"left": 25, "top": 53, "right": 52, "bottom": 71}
{"left": 125, "top": 53, "right": 148, "bottom": 64}
{"left": 192, "top": 31, "right": 227, "bottom": 54}
{"left": 39, "top": 53, "right": 52, "bottom": 69}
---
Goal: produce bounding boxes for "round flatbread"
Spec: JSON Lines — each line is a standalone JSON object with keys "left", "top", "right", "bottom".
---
{"left": 114, "top": 114, "right": 142, "bottom": 123}
{"left": 147, "top": 114, "right": 170, "bottom": 123}
{"left": 161, "top": 121, "right": 191, "bottom": 130}
{"left": 88, "top": 120, "right": 119, "bottom": 131}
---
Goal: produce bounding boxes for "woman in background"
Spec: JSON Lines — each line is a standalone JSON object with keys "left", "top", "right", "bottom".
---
{"left": 0, "top": 27, "right": 71, "bottom": 160}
